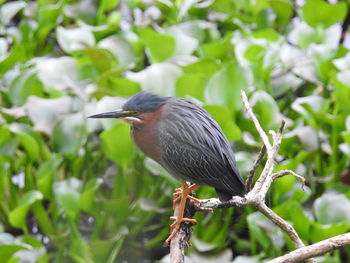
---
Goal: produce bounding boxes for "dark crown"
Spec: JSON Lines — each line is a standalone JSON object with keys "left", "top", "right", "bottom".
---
{"left": 123, "top": 92, "right": 170, "bottom": 113}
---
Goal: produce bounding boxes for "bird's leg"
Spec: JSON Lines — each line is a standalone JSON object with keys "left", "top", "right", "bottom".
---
{"left": 172, "top": 184, "right": 200, "bottom": 209}
{"left": 166, "top": 183, "right": 199, "bottom": 244}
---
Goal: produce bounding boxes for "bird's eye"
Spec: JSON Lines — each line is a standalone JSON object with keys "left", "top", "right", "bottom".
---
{"left": 125, "top": 110, "right": 139, "bottom": 115}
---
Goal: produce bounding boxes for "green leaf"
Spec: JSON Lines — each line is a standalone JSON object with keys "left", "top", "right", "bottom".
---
{"left": 274, "top": 201, "right": 311, "bottom": 240}
{"left": 57, "top": 26, "right": 96, "bottom": 53}
{"left": 52, "top": 113, "right": 86, "bottom": 159}
{"left": 251, "top": 29, "right": 279, "bottom": 42}
{"left": 302, "top": 0, "right": 347, "bottom": 28}
{"left": 98, "top": 35, "right": 135, "bottom": 69}
{"left": 204, "top": 105, "right": 242, "bottom": 141}
{"left": 96, "top": 74, "right": 141, "bottom": 98}
{"left": 205, "top": 63, "right": 248, "bottom": 111}
{"left": 37, "top": 155, "right": 63, "bottom": 198}
{"left": 270, "top": 0, "right": 293, "bottom": 25}
{"left": 9, "top": 191, "right": 43, "bottom": 230}
{"left": 0, "top": 1, "right": 27, "bottom": 25}
{"left": 79, "top": 178, "right": 103, "bottom": 213}
{"left": 100, "top": 122, "right": 136, "bottom": 166}
{"left": 0, "top": 46, "right": 25, "bottom": 76}
{"left": 126, "top": 63, "right": 182, "bottom": 95}
{"left": 251, "top": 90, "right": 281, "bottom": 130}
{"left": 8, "top": 69, "right": 44, "bottom": 106}
{"left": 54, "top": 178, "right": 82, "bottom": 219}
{"left": 244, "top": 44, "right": 265, "bottom": 62}
{"left": 314, "top": 193, "right": 350, "bottom": 224}
{"left": 331, "top": 74, "right": 350, "bottom": 111}
{"left": 175, "top": 73, "right": 207, "bottom": 101}
{"left": 0, "top": 244, "right": 28, "bottom": 262}
{"left": 139, "top": 27, "right": 176, "bottom": 63}
{"left": 9, "top": 123, "right": 42, "bottom": 162}
{"left": 310, "top": 222, "right": 350, "bottom": 243}
{"left": 74, "top": 48, "right": 118, "bottom": 75}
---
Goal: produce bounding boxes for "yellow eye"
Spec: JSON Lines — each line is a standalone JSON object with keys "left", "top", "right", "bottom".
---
{"left": 124, "top": 110, "right": 138, "bottom": 115}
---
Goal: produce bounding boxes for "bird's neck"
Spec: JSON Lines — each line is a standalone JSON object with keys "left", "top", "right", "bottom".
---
{"left": 130, "top": 106, "right": 166, "bottom": 163}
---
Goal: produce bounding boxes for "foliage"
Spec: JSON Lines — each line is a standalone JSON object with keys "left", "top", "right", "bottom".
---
{"left": 1, "top": 0, "right": 350, "bottom": 262}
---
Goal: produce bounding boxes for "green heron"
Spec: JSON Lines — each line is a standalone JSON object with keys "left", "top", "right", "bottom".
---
{"left": 89, "top": 92, "right": 245, "bottom": 244}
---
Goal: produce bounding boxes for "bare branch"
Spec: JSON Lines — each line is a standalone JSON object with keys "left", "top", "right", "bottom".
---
{"left": 169, "top": 199, "right": 196, "bottom": 263}
{"left": 245, "top": 145, "right": 266, "bottom": 192}
{"left": 257, "top": 203, "right": 307, "bottom": 250}
{"left": 241, "top": 91, "right": 272, "bottom": 151}
{"left": 268, "top": 233, "right": 350, "bottom": 263}
{"left": 272, "top": 170, "right": 306, "bottom": 189}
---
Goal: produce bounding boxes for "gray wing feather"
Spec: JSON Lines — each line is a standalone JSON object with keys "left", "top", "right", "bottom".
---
{"left": 159, "top": 98, "right": 245, "bottom": 197}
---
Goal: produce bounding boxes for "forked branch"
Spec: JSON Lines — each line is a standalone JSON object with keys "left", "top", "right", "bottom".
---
{"left": 169, "top": 91, "right": 350, "bottom": 263}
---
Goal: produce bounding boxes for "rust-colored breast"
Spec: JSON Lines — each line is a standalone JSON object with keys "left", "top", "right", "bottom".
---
{"left": 130, "top": 106, "right": 165, "bottom": 164}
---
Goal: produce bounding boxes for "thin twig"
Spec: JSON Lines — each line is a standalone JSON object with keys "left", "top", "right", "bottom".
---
{"left": 257, "top": 203, "right": 307, "bottom": 250}
{"left": 272, "top": 170, "right": 306, "bottom": 189}
{"left": 245, "top": 145, "right": 266, "bottom": 192}
{"left": 268, "top": 233, "right": 350, "bottom": 263}
{"left": 241, "top": 91, "right": 272, "bottom": 151}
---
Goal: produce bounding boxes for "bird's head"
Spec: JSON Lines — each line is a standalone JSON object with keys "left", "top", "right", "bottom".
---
{"left": 89, "top": 92, "right": 169, "bottom": 125}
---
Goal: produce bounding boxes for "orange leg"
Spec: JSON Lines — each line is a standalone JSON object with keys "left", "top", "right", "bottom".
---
{"left": 166, "top": 183, "right": 199, "bottom": 245}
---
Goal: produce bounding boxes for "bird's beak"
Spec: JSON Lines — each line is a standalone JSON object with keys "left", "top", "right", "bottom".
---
{"left": 88, "top": 109, "right": 131, "bottom": 119}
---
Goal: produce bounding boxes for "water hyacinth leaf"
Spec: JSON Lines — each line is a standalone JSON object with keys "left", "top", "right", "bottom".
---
{"left": 175, "top": 73, "right": 206, "bottom": 101}
{"left": 205, "top": 63, "right": 248, "bottom": 111}
{"left": 99, "top": 0, "right": 120, "bottom": 12}
{"left": 314, "top": 193, "right": 350, "bottom": 224}
{"left": 8, "top": 69, "right": 44, "bottom": 106}
{"left": 126, "top": 63, "right": 182, "bottom": 96}
{"left": 0, "top": 46, "right": 25, "bottom": 75}
{"left": 98, "top": 35, "right": 135, "bottom": 69}
{"left": 250, "top": 90, "right": 281, "bottom": 130}
{"left": 244, "top": 44, "right": 265, "bottom": 63}
{"left": 54, "top": 178, "right": 82, "bottom": 218}
{"left": 302, "top": 0, "right": 347, "bottom": 28}
{"left": 291, "top": 95, "right": 325, "bottom": 127}
{"left": 139, "top": 27, "right": 176, "bottom": 63}
{"left": 25, "top": 96, "right": 73, "bottom": 135}
{"left": 0, "top": 244, "right": 29, "bottom": 262}
{"left": 9, "top": 123, "right": 42, "bottom": 162}
{"left": 166, "top": 21, "right": 202, "bottom": 56}
{"left": 36, "top": 57, "right": 81, "bottom": 91}
{"left": 0, "top": 1, "right": 27, "bottom": 25}
{"left": 57, "top": 26, "right": 96, "bottom": 53}
{"left": 52, "top": 113, "right": 86, "bottom": 159}
{"left": 79, "top": 178, "right": 103, "bottom": 213}
{"left": 0, "top": 125, "right": 11, "bottom": 147}
{"left": 37, "top": 155, "right": 63, "bottom": 198}
{"left": 274, "top": 201, "right": 311, "bottom": 240}
{"left": 96, "top": 74, "right": 141, "bottom": 98}
{"left": 204, "top": 105, "right": 242, "bottom": 141}
{"left": 9, "top": 190, "right": 43, "bottom": 230}
{"left": 74, "top": 48, "right": 118, "bottom": 75}
{"left": 183, "top": 59, "right": 221, "bottom": 76}
{"left": 100, "top": 122, "right": 136, "bottom": 166}
{"left": 270, "top": 0, "right": 293, "bottom": 25}
{"left": 331, "top": 74, "right": 350, "bottom": 111}
{"left": 310, "top": 222, "right": 350, "bottom": 243}
{"left": 201, "top": 34, "right": 232, "bottom": 59}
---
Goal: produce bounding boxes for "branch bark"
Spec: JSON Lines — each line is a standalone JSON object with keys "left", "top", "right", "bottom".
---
{"left": 168, "top": 91, "right": 350, "bottom": 263}
{"left": 268, "top": 233, "right": 350, "bottom": 263}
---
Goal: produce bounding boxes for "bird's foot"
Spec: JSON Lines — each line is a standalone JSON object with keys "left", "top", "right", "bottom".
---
{"left": 165, "top": 216, "right": 197, "bottom": 245}
{"left": 172, "top": 184, "right": 200, "bottom": 209}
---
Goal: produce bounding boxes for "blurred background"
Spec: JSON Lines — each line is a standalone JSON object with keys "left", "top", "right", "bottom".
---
{"left": 1, "top": 0, "right": 350, "bottom": 262}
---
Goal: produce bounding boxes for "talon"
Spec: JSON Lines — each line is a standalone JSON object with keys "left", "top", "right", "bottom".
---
{"left": 166, "top": 183, "right": 200, "bottom": 245}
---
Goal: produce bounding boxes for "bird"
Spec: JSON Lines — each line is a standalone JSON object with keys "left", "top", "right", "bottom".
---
{"left": 89, "top": 92, "right": 245, "bottom": 244}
